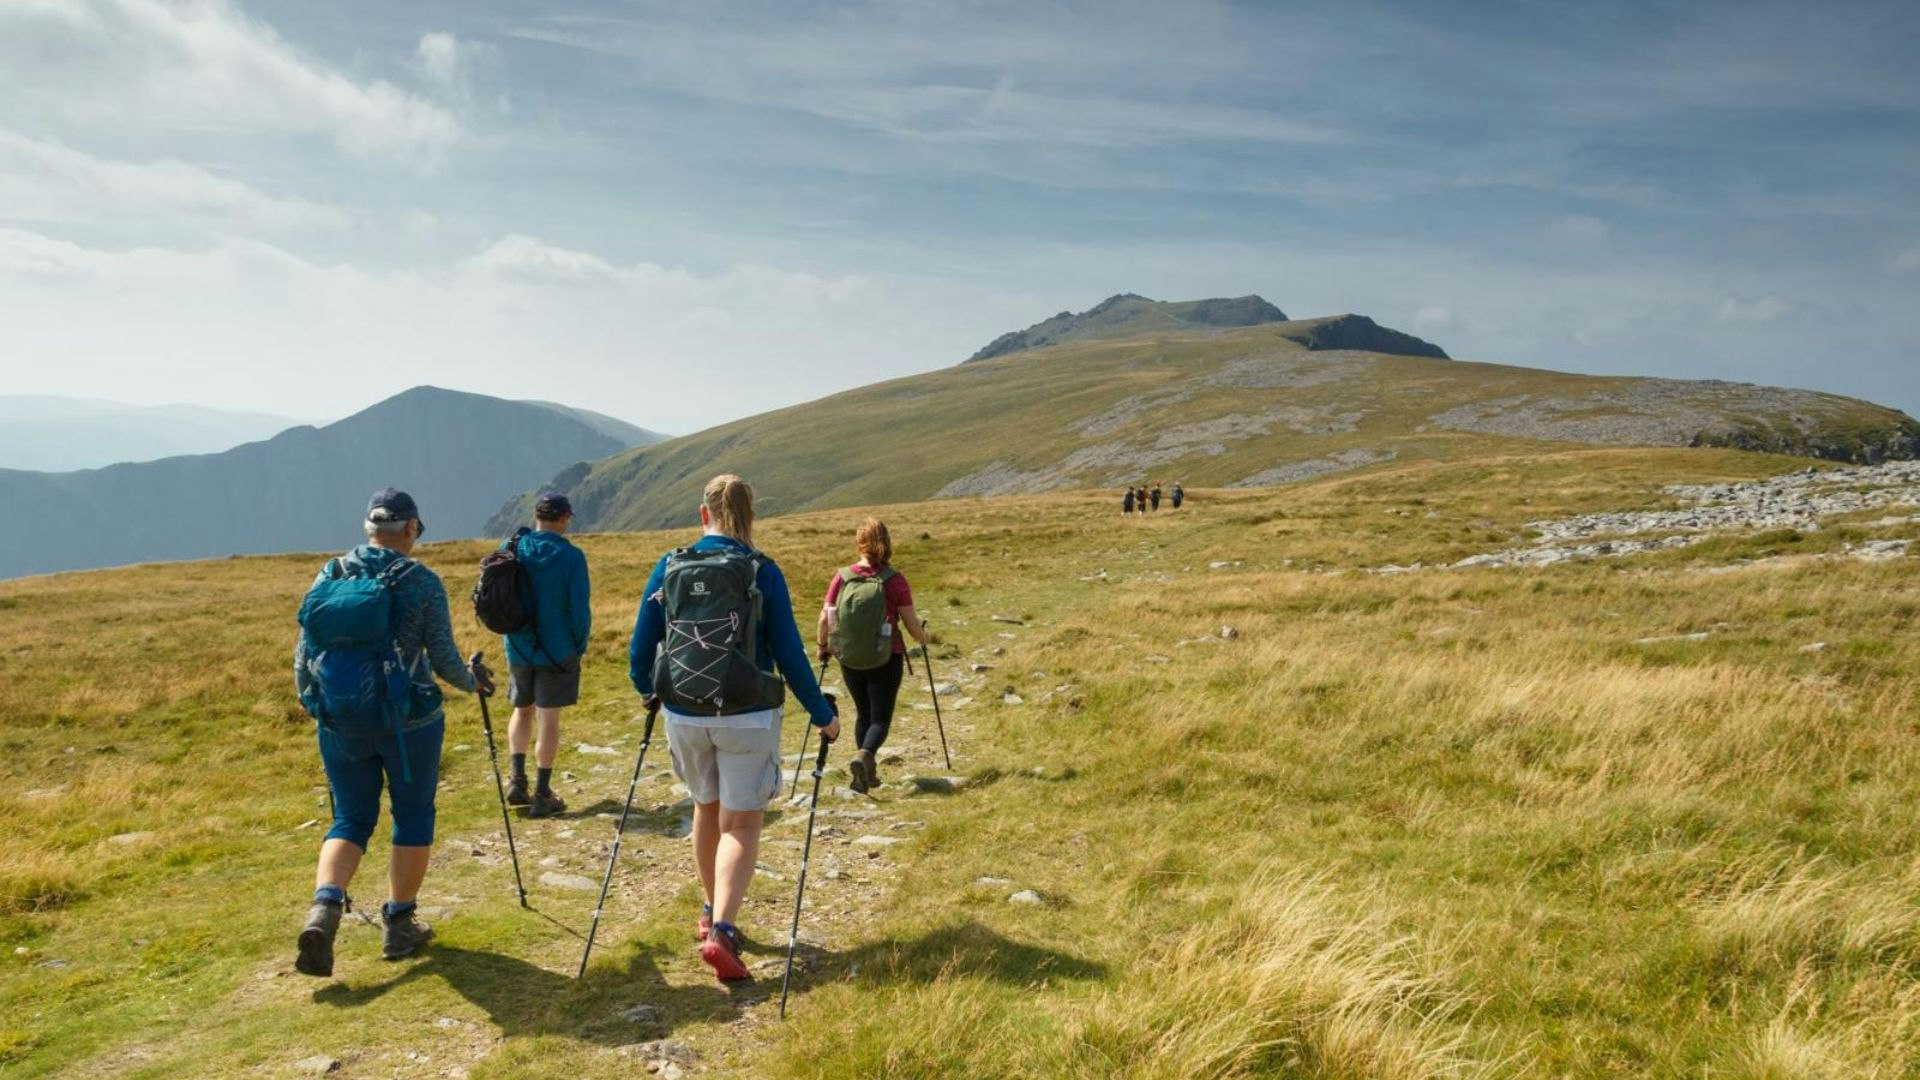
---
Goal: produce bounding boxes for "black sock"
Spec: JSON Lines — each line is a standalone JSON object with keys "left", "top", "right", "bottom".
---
{"left": 511, "top": 753, "right": 526, "bottom": 780}
{"left": 536, "top": 767, "right": 553, "bottom": 795}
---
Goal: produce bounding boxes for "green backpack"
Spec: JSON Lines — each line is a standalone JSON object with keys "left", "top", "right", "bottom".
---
{"left": 830, "top": 565, "right": 897, "bottom": 671}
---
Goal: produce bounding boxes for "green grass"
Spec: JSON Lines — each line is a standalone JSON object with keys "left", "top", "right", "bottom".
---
{"left": 5, "top": 446, "right": 1920, "bottom": 1076}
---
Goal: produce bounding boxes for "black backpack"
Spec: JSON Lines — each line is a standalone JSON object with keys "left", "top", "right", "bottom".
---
{"left": 473, "top": 528, "right": 535, "bottom": 635}
{"left": 649, "top": 546, "right": 785, "bottom": 715}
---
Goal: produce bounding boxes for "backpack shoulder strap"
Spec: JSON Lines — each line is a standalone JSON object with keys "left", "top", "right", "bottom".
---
{"left": 875, "top": 566, "right": 897, "bottom": 584}
{"left": 379, "top": 556, "right": 419, "bottom": 585}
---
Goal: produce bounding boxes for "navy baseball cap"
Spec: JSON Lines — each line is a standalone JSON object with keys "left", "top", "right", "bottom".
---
{"left": 366, "top": 487, "right": 422, "bottom": 530}
{"left": 534, "top": 490, "right": 573, "bottom": 520}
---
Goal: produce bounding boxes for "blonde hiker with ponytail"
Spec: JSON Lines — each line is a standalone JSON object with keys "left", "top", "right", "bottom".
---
{"left": 626, "top": 474, "right": 840, "bottom": 981}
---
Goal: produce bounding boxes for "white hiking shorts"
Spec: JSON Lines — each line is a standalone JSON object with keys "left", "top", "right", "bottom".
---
{"left": 665, "top": 711, "right": 784, "bottom": 812}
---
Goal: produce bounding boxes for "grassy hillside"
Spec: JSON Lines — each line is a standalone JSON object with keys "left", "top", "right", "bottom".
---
{"left": 6, "top": 447, "right": 1920, "bottom": 1076}
{"left": 492, "top": 323, "right": 1920, "bottom": 535}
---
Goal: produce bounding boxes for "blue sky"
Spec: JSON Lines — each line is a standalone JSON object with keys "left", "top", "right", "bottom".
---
{"left": 1, "top": 0, "right": 1914, "bottom": 432}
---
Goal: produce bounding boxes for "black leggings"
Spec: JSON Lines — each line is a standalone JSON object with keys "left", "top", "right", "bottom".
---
{"left": 839, "top": 652, "right": 904, "bottom": 755}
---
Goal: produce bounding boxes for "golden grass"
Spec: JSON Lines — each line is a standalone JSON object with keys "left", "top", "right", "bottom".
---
{"left": 3, "top": 446, "right": 1920, "bottom": 1076}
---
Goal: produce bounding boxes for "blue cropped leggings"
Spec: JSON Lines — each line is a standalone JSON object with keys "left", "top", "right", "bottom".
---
{"left": 318, "top": 718, "right": 444, "bottom": 849}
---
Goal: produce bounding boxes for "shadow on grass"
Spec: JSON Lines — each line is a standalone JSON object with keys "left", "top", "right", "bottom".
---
{"left": 310, "top": 921, "right": 1103, "bottom": 1040}
{"left": 780, "top": 919, "right": 1108, "bottom": 1007}
{"left": 312, "top": 940, "right": 747, "bottom": 1042}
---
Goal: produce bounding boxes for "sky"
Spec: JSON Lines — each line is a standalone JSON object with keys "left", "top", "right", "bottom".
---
{"left": 0, "top": 0, "right": 1915, "bottom": 434}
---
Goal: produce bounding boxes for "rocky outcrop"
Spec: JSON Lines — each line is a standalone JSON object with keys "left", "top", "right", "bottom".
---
{"left": 1432, "top": 381, "right": 1920, "bottom": 465}
{"left": 1278, "top": 315, "right": 1449, "bottom": 359}
{"left": 1690, "top": 420, "right": 1920, "bottom": 465}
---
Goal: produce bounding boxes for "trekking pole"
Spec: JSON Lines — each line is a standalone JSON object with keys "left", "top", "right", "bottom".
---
{"left": 781, "top": 694, "right": 835, "bottom": 1019}
{"left": 578, "top": 698, "right": 660, "bottom": 979}
{"left": 790, "top": 659, "right": 828, "bottom": 799}
{"left": 921, "top": 623, "right": 952, "bottom": 770}
{"left": 470, "top": 652, "right": 528, "bottom": 909}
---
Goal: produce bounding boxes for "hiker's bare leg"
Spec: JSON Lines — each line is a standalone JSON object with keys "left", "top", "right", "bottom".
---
{"left": 388, "top": 845, "right": 431, "bottom": 905}
{"left": 508, "top": 705, "right": 534, "bottom": 757}
{"left": 535, "top": 706, "right": 563, "bottom": 769}
{"left": 315, "top": 838, "right": 363, "bottom": 891}
{"left": 713, "top": 808, "right": 763, "bottom": 926}
{"left": 692, "top": 800, "right": 720, "bottom": 908}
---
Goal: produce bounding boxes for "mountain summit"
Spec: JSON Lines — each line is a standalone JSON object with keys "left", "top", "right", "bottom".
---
{"left": 966, "top": 293, "right": 1291, "bottom": 362}
{"left": 965, "top": 293, "right": 1449, "bottom": 363}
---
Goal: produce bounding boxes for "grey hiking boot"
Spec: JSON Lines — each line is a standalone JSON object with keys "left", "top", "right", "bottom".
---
{"left": 506, "top": 775, "right": 530, "bottom": 806}
{"left": 381, "top": 907, "right": 433, "bottom": 960}
{"left": 527, "top": 790, "right": 567, "bottom": 818}
{"left": 295, "top": 901, "right": 342, "bottom": 977}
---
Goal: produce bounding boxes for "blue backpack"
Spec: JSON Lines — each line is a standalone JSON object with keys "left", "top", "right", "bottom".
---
{"left": 298, "top": 556, "right": 421, "bottom": 776}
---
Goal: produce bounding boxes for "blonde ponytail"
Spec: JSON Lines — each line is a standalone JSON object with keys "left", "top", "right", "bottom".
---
{"left": 703, "top": 474, "right": 755, "bottom": 546}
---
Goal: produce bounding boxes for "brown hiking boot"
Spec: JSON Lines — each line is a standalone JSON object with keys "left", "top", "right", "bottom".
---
{"left": 527, "top": 790, "right": 567, "bottom": 818}
{"left": 295, "top": 900, "right": 342, "bottom": 977}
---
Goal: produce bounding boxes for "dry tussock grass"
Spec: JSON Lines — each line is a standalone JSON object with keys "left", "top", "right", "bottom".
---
{"left": 1065, "top": 871, "right": 1475, "bottom": 1080}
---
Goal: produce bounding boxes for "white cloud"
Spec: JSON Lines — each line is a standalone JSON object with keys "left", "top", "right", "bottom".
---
{"left": 417, "top": 32, "right": 462, "bottom": 85}
{"left": 1413, "top": 305, "right": 1454, "bottom": 331}
{"left": 0, "top": 0, "right": 459, "bottom": 165}
{"left": 1714, "top": 295, "right": 1791, "bottom": 324}
{"left": 506, "top": 6, "right": 1349, "bottom": 150}
{"left": 0, "top": 129, "right": 346, "bottom": 230}
{"left": 1895, "top": 246, "right": 1920, "bottom": 274}
{"left": 0, "top": 229, "right": 979, "bottom": 430}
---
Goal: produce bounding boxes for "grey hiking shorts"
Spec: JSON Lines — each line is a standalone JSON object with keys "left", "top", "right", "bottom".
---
{"left": 509, "top": 661, "right": 580, "bottom": 708}
{"left": 665, "top": 714, "right": 784, "bottom": 812}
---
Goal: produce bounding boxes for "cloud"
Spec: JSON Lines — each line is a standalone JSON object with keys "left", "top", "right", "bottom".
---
{"left": 417, "top": 32, "right": 462, "bottom": 85}
{"left": 1714, "top": 295, "right": 1792, "bottom": 324}
{"left": 0, "top": 128, "right": 347, "bottom": 230}
{"left": 0, "top": 0, "right": 458, "bottom": 165}
{"left": 1896, "top": 246, "right": 1920, "bottom": 274}
{"left": 506, "top": 5, "right": 1349, "bottom": 150}
{"left": 0, "top": 229, "right": 979, "bottom": 429}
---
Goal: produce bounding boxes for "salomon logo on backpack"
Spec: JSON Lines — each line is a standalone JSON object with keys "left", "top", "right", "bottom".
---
{"left": 830, "top": 566, "right": 897, "bottom": 671}
{"left": 297, "top": 557, "right": 417, "bottom": 738}
{"left": 473, "top": 528, "right": 535, "bottom": 634}
{"left": 651, "top": 547, "right": 785, "bottom": 715}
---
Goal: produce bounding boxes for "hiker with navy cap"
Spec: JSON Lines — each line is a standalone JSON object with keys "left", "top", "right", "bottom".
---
{"left": 292, "top": 488, "right": 493, "bottom": 977}
{"left": 499, "top": 490, "right": 592, "bottom": 818}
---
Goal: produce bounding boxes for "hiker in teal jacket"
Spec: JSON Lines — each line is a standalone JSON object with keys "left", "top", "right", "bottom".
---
{"left": 502, "top": 491, "right": 592, "bottom": 818}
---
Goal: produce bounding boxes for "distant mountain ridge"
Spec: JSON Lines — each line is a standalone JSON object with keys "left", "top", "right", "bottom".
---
{"left": 966, "top": 293, "right": 1292, "bottom": 362}
{"left": 0, "top": 387, "right": 656, "bottom": 579}
{"left": 0, "top": 396, "right": 304, "bottom": 472}
{"left": 493, "top": 311, "right": 1916, "bottom": 536}
{"left": 962, "top": 293, "right": 1449, "bottom": 364}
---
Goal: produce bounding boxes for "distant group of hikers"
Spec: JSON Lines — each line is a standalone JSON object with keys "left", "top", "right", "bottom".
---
{"left": 290, "top": 475, "right": 931, "bottom": 987}
{"left": 1122, "top": 481, "right": 1183, "bottom": 515}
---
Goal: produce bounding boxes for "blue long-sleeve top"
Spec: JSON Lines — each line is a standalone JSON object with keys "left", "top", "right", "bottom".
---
{"left": 628, "top": 533, "right": 835, "bottom": 726}
{"left": 501, "top": 528, "right": 591, "bottom": 667}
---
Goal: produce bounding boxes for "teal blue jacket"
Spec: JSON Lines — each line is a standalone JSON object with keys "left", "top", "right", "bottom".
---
{"left": 502, "top": 528, "right": 592, "bottom": 668}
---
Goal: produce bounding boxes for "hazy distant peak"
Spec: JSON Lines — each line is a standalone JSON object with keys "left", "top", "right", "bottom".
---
{"left": 965, "top": 293, "right": 1291, "bottom": 362}
{"left": 521, "top": 400, "right": 669, "bottom": 448}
